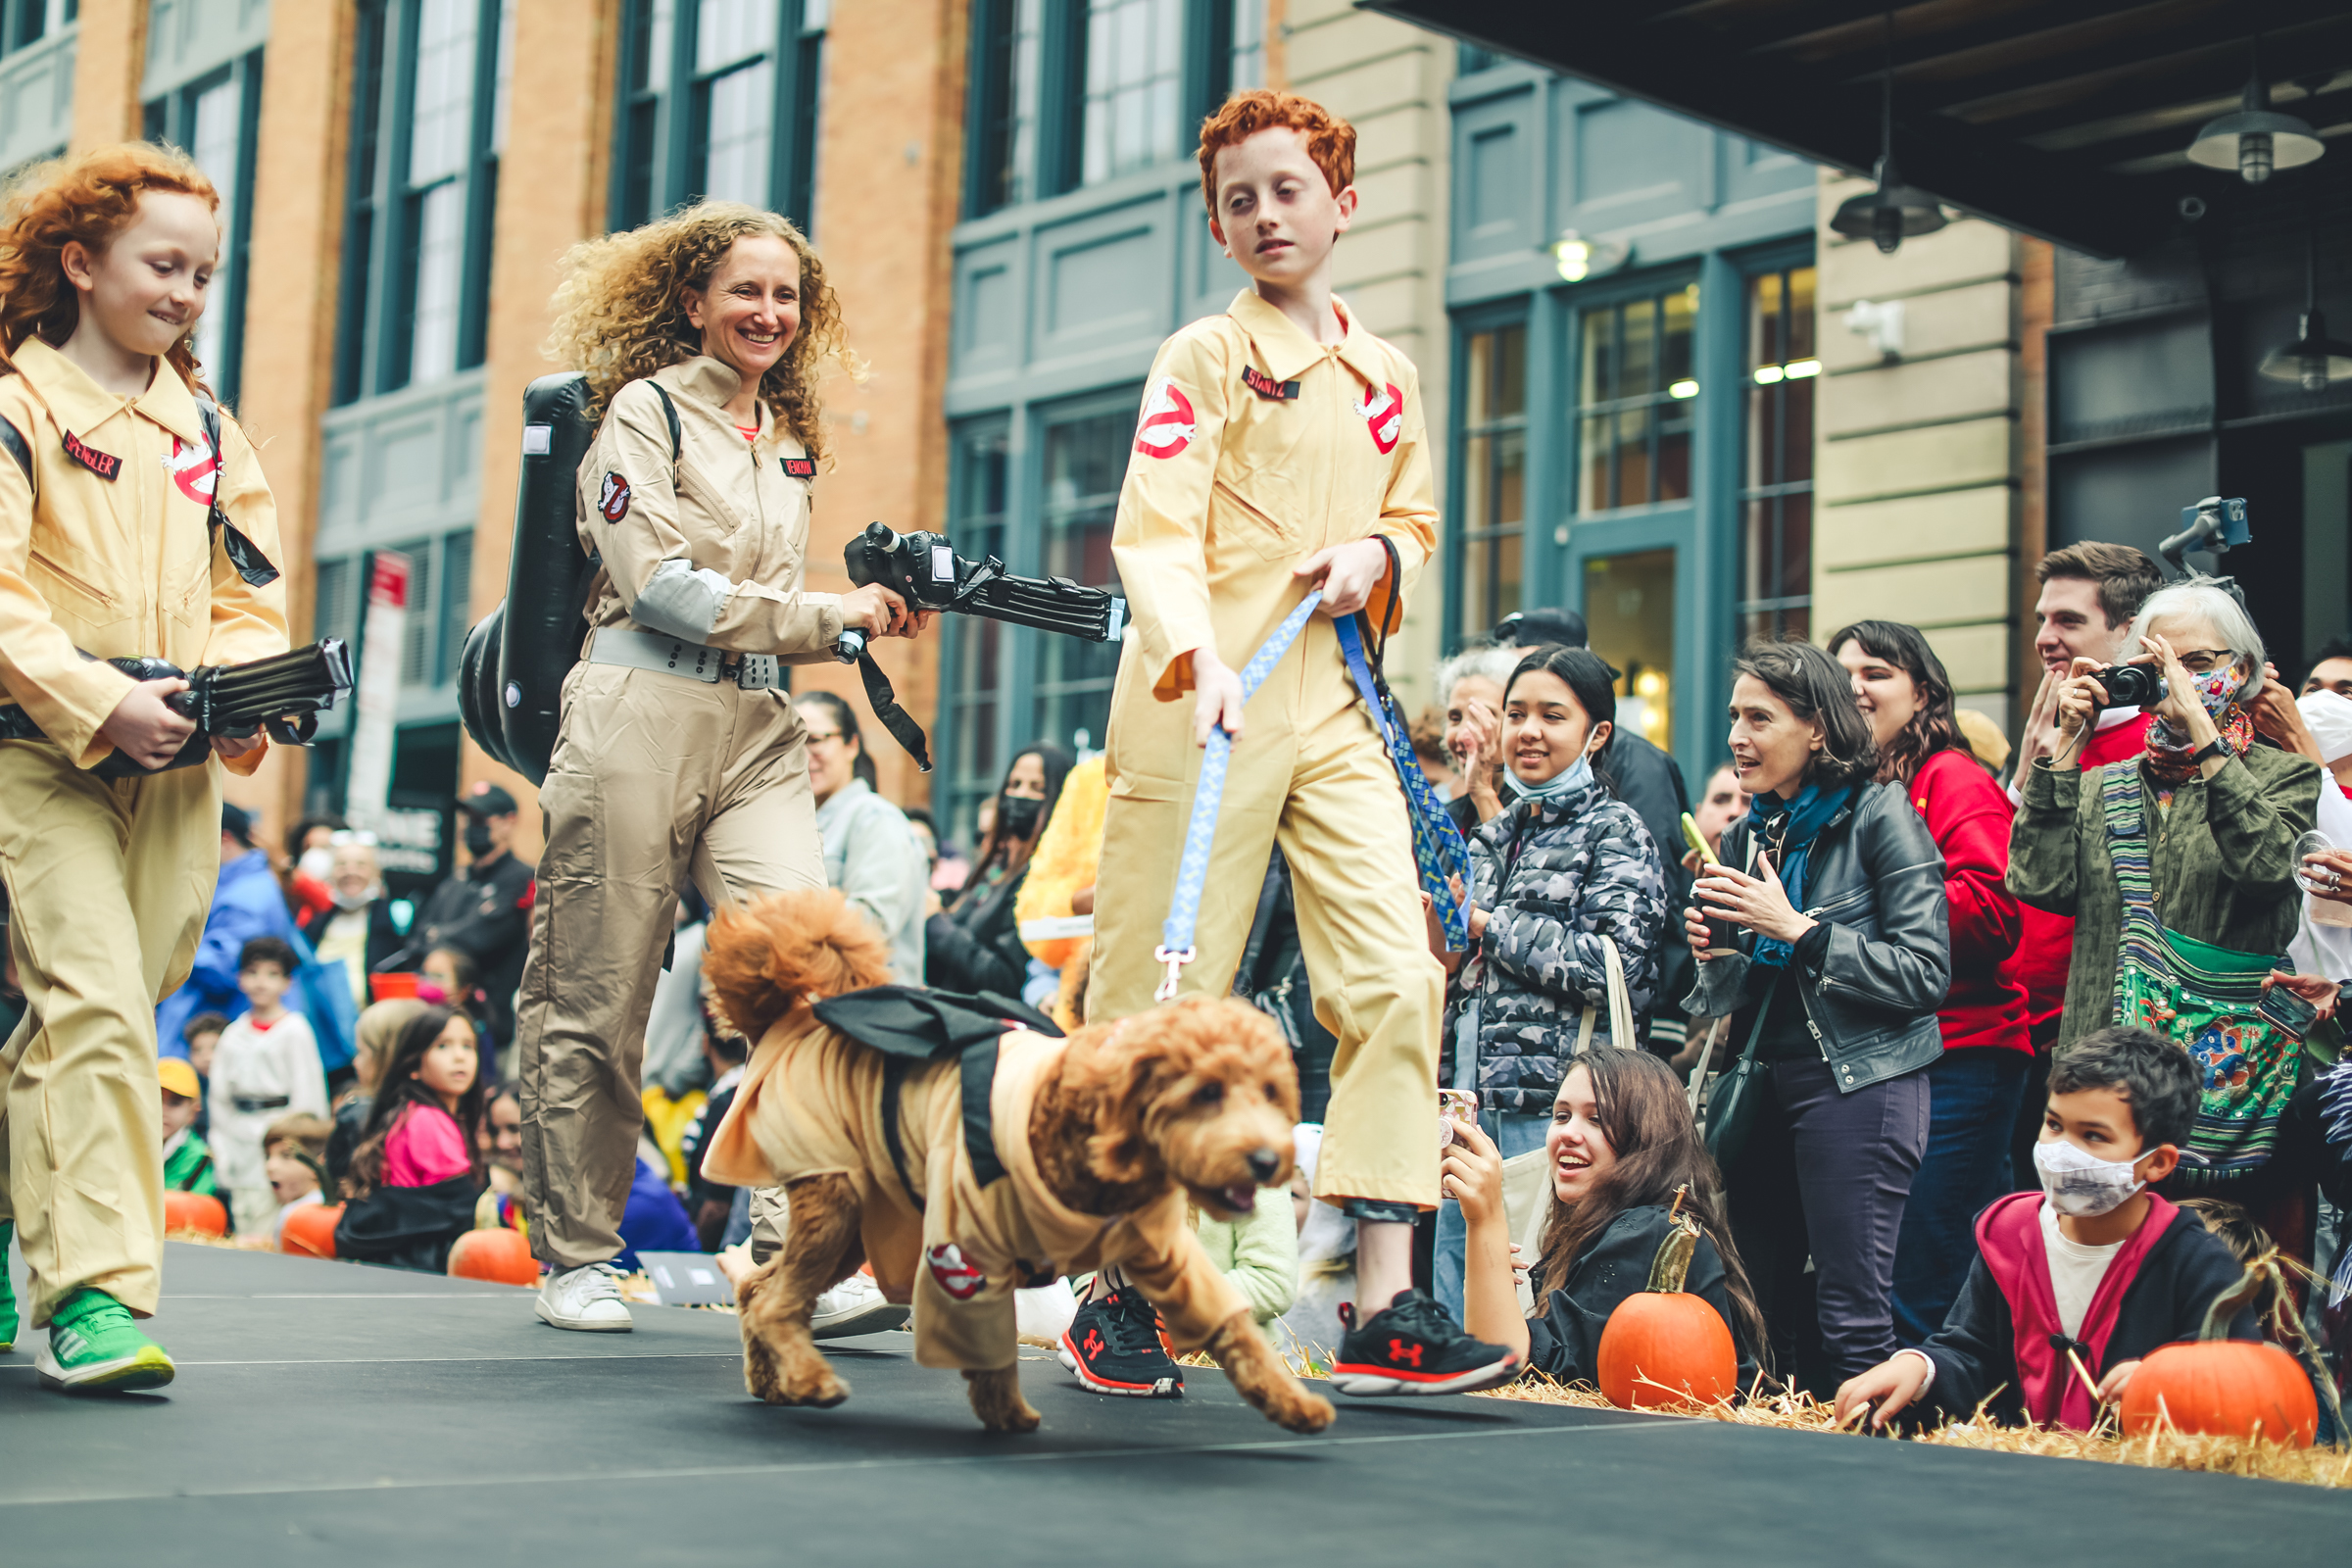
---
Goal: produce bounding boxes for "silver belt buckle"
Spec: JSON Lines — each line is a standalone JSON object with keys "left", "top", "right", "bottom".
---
{"left": 732, "top": 655, "right": 781, "bottom": 692}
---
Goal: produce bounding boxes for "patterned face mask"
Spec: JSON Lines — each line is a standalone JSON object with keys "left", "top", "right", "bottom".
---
{"left": 2146, "top": 662, "right": 2247, "bottom": 756}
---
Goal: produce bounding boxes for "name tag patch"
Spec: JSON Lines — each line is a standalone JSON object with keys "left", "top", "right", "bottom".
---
{"left": 1242, "top": 366, "right": 1299, "bottom": 401}
{"left": 781, "top": 457, "right": 816, "bottom": 478}
{"left": 598, "top": 471, "right": 631, "bottom": 522}
{"left": 63, "top": 431, "right": 121, "bottom": 481}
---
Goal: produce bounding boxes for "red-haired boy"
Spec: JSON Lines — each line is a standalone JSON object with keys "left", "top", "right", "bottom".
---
{"left": 1077, "top": 90, "right": 1516, "bottom": 1399}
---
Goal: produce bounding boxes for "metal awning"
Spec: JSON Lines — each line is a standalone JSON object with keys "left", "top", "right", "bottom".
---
{"left": 1361, "top": 0, "right": 2352, "bottom": 259}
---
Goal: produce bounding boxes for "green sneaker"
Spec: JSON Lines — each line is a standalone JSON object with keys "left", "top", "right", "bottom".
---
{"left": 35, "top": 1287, "right": 174, "bottom": 1393}
{"left": 0, "top": 1219, "right": 17, "bottom": 1352}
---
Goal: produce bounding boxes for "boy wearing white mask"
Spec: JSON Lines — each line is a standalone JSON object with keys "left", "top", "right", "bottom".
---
{"left": 1834, "top": 1026, "right": 2260, "bottom": 1432}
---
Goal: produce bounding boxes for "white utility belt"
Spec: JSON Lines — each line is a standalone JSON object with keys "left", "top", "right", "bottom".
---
{"left": 587, "top": 627, "right": 783, "bottom": 691}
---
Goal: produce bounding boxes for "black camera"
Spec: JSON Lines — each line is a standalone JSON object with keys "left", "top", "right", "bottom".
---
{"left": 833, "top": 522, "right": 1124, "bottom": 663}
{"left": 2101, "top": 661, "right": 2166, "bottom": 710}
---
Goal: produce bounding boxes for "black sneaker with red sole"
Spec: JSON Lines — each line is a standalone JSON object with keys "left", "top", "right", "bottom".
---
{"left": 1331, "top": 1288, "right": 1521, "bottom": 1396}
{"left": 1057, "top": 1285, "right": 1183, "bottom": 1397}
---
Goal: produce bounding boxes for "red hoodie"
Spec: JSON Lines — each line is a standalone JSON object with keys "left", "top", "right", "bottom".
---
{"left": 2014, "top": 713, "right": 2152, "bottom": 1040}
{"left": 1912, "top": 749, "right": 2029, "bottom": 1054}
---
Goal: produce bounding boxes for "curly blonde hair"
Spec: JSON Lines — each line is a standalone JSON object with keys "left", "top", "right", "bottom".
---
{"left": 545, "top": 203, "right": 851, "bottom": 461}
{"left": 0, "top": 143, "right": 220, "bottom": 392}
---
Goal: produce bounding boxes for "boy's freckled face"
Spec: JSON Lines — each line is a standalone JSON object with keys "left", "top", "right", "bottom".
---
{"left": 1209, "top": 127, "right": 1355, "bottom": 289}
{"left": 2040, "top": 1086, "right": 2145, "bottom": 1162}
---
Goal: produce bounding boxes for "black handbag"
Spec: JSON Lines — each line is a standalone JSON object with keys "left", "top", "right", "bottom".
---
{"left": 1701, "top": 971, "right": 1781, "bottom": 1172}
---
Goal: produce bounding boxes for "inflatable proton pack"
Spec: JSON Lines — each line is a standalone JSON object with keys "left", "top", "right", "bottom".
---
{"left": 460, "top": 373, "right": 1126, "bottom": 783}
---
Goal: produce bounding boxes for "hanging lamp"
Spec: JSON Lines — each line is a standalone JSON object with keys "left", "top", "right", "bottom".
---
{"left": 2188, "top": 48, "right": 2323, "bottom": 186}
{"left": 1831, "top": 13, "right": 1947, "bottom": 255}
{"left": 2259, "top": 203, "right": 2352, "bottom": 392}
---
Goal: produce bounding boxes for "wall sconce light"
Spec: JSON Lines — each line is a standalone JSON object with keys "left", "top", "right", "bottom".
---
{"left": 1551, "top": 229, "right": 1631, "bottom": 282}
{"left": 1844, "top": 298, "right": 1906, "bottom": 359}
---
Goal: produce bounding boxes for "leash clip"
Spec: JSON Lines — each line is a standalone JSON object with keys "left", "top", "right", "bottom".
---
{"left": 1152, "top": 945, "right": 1194, "bottom": 1002}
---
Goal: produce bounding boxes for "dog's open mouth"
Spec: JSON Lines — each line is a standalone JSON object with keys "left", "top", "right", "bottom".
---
{"left": 1216, "top": 1184, "right": 1256, "bottom": 1214}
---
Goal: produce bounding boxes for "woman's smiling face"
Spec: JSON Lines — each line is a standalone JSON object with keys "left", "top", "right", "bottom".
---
{"left": 682, "top": 234, "right": 800, "bottom": 386}
{"left": 1503, "top": 669, "right": 1607, "bottom": 787}
{"left": 1546, "top": 1063, "right": 1617, "bottom": 1204}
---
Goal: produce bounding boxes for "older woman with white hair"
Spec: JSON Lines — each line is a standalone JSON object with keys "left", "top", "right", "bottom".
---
{"left": 2010, "top": 577, "right": 2325, "bottom": 1200}
{"left": 1435, "top": 644, "right": 1528, "bottom": 833}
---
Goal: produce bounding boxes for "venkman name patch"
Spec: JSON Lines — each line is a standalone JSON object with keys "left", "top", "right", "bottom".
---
{"left": 63, "top": 430, "right": 121, "bottom": 481}
{"left": 1242, "top": 366, "right": 1299, "bottom": 401}
{"left": 781, "top": 457, "right": 816, "bottom": 478}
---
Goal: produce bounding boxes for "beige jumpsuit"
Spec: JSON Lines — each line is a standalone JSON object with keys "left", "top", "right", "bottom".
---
{"left": 515, "top": 355, "right": 844, "bottom": 1272}
{"left": 0, "top": 338, "right": 288, "bottom": 1325}
{"left": 1088, "top": 291, "right": 1446, "bottom": 1212}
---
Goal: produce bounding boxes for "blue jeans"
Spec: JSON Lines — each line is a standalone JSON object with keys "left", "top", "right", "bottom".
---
{"left": 1434, "top": 1109, "right": 1550, "bottom": 1322}
{"left": 1890, "top": 1049, "right": 2030, "bottom": 1347}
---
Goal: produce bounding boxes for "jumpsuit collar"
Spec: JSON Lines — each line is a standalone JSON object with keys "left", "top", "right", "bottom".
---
{"left": 1227, "top": 288, "right": 1383, "bottom": 386}
{"left": 655, "top": 354, "right": 770, "bottom": 444}
{"left": 12, "top": 334, "right": 206, "bottom": 446}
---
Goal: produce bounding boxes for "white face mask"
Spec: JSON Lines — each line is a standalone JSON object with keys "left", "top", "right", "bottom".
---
{"left": 299, "top": 846, "right": 335, "bottom": 881}
{"left": 2033, "top": 1137, "right": 2149, "bottom": 1218}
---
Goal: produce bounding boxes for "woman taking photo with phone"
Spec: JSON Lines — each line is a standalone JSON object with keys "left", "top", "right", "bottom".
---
{"left": 1828, "top": 620, "right": 2028, "bottom": 1346}
{"left": 514, "top": 203, "right": 923, "bottom": 1334}
{"left": 1684, "top": 639, "right": 1948, "bottom": 1388}
{"left": 1430, "top": 645, "right": 1669, "bottom": 1320}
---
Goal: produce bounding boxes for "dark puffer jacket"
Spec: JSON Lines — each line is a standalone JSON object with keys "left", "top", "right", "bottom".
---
{"left": 1443, "top": 772, "right": 1670, "bottom": 1113}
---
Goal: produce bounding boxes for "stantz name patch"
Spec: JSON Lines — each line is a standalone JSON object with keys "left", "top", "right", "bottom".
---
{"left": 1242, "top": 366, "right": 1299, "bottom": 402}
{"left": 63, "top": 430, "right": 122, "bottom": 480}
{"left": 781, "top": 457, "right": 816, "bottom": 478}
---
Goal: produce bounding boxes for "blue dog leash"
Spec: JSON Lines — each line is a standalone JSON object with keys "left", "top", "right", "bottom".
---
{"left": 1153, "top": 591, "right": 1473, "bottom": 1000}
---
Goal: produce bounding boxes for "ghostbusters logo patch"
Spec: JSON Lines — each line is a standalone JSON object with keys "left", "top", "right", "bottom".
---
{"left": 1242, "top": 366, "right": 1299, "bottom": 401}
{"left": 1358, "top": 383, "right": 1403, "bottom": 456}
{"left": 925, "top": 1243, "right": 986, "bottom": 1300}
{"left": 598, "top": 472, "right": 631, "bottom": 522}
{"left": 781, "top": 457, "right": 816, "bottom": 479}
{"left": 164, "top": 434, "right": 220, "bottom": 507}
{"left": 63, "top": 430, "right": 122, "bottom": 481}
{"left": 1133, "top": 376, "right": 1196, "bottom": 460}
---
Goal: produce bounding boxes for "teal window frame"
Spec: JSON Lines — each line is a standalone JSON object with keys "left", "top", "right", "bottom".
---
{"left": 0, "top": 0, "right": 67, "bottom": 55}
{"left": 1446, "top": 307, "right": 1531, "bottom": 647}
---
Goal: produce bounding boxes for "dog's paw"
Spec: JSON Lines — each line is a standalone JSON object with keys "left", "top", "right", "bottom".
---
{"left": 981, "top": 1396, "right": 1042, "bottom": 1434}
{"left": 964, "top": 1366, "right": 1041, "bottom": 1433}
{"left": 1268, "top": 1388, "right": 1336, "bottom": 1434}
{"left": 773, "top": 1361, "right": 852, "bottom": 1408}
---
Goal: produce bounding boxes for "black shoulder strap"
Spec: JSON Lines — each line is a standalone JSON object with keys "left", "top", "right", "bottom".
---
{"left": 194, "top": 392, "right": 280, "bottom": 588}
{"left": 0, "top": 413, "right": 29, "bottom": 492}
{"left": 647, "top": 381, "right": 683, "bottom": 463}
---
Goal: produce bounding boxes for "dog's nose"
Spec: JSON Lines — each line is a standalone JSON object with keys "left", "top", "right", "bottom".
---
{"left": 1246, "top": 1148, "right": 1281, "bottom": 1183}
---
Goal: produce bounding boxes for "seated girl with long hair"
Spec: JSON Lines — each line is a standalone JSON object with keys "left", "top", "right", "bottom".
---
{"left": 1444, "top": 1049, "right": 1765, "bottom": 1390}
{"left": 334, "top": 1005, "right": 488, "bottom": 1272}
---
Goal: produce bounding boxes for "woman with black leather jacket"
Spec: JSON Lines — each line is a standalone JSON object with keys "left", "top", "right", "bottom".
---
{"left": 925, "top": 744, "right": 1073, "bottom": 996}
{"left": 1683, "top": 639, "right": 1949, "bottom": 1389}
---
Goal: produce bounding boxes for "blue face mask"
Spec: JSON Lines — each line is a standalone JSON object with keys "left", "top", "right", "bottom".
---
{"left": 1503, "top": 749, "right": 1595, "bottom": 803}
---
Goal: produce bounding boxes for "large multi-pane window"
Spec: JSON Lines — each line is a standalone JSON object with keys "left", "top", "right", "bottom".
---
{"left": 1034, "top": 406, "right": 1129, "bottom": 755}
{"left": 940, "top": 424, "right": 1011, "bottom": 846}
{"left": 1578, "top": 283, "right": 1698, "bottom": 514}
{"left": 144, "top": 53, "right": 263, "bottom": 403}
{"left": 1739, "top": 265, "right": 1818, "bottom": 641}
{"left": 1453, "top": 319, "right": 1527, "bottom": 638}
{"left": 612, "top": 0, "right": 828, "bottom": 233}
{"left": 336, "top": 0, "right": 514, "bottom": 404}
{"left": 966, "top": 0, "right": 1262, "bottom": 218}
{"left": 0, "top": 0, "right": 67, "bottom": 55}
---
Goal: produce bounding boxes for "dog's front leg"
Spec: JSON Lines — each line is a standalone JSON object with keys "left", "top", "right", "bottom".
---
{"left": 1205, "top": 1309, "right": 1335, "bottom": 1434}
{"left": 962, "top": 1365, "right": 1042, "bottom": 1434}
{"left": 741, "top": 1172, "right": 860, "bottom": 1408}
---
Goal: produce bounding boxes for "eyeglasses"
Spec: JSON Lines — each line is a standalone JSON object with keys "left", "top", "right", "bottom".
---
{"left": 803, "top": 729, "right": 845, "bottom": 746}
{"left": 2171, "top": 649, "right": 2236, "bottom": 674}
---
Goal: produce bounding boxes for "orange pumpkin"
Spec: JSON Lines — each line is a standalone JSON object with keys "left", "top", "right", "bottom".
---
{"left": 278, "top": 1202, "right": 344, "bottom": 1259}
{"left": 1595, "top": 1187, "right": 1739, "bottom": 1412}
{"left": 2117, "top": 1251, "right": 2318, "bottom": 1446}
{"left": 447, "top": 1227, "right": 540, "bottom": 1286}
{"left": 163, "top": 1191, "right": 228, "bottom": 1237}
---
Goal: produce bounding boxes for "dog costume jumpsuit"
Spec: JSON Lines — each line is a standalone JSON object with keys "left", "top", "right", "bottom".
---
{"left": 1088, "top": 290, "right": 1445, "bottom": 1212}
{"left": 703, "top": 1020, "right": 1250, "bottom": 1369}
{"left": 0, "top": 338, "right": 288, "bottom": 1326}
{"left": 515, "top": 355, "right": 844, "bottom": 1273}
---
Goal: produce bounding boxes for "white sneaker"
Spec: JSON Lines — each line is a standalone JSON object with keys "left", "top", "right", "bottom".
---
{"left": 535, "top": 1262, "right": 634, "bottom": 1332}
{"left": 811, "top": 1272, "right": 908, "bottom": 1339}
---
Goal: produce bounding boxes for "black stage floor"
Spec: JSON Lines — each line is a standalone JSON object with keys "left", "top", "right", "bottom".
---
{"left": 2, "top": 1243, "right": 2346, "bottom": 1565}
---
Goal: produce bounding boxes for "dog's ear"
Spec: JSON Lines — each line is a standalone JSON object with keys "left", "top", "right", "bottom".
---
{"left": 1084, "top": 1020, "right": 1174, "bottom": 1185}
{"left": 704, "top": 889, "right": 892, "bottom": 1043}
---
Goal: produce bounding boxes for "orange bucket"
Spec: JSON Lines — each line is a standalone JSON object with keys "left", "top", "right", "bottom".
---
{"left": 369, "top": 972, "right": 420, "bottom": 1003}
{"left": 447, "top": 1227, "right": 540, "bottom": 1286}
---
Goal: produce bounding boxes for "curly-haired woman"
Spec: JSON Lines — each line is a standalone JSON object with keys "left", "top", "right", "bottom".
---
{"left": 0, "top": 145, "right": 290, "bottom": 1391}
{"left": 514, "top": 204, "right": 921, "bottom": 1332}
{"left": 1829, "top": 620, "right": 2028, "bottom": 1348}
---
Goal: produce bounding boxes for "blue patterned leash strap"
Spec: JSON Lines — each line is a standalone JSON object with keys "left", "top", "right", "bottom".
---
{"left": 1335, "top": 612, "right": 1473, "bottom": 949}
{"left": 1155, "top": 592, "right": 1325, "bottom": 1000}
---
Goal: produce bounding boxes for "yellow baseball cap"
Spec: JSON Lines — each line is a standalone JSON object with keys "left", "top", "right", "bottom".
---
{"left": 157, "top": 1057, "right": 202, "bottom": 1100}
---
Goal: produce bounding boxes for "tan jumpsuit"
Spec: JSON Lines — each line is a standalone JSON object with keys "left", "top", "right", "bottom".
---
{"left": 515, "top": 355, "right": 845, "bottom": 1272}
{"left": 1088, "top": 291, "right": 1446, "bottom": 1212}
{"left": 0, "top": 338, "right": 288, "bottom": 1325}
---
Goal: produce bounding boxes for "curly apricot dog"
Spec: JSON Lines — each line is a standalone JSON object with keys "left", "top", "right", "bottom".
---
{"left": 698, "top": 888, "right": 1335, "bottom": 1436}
